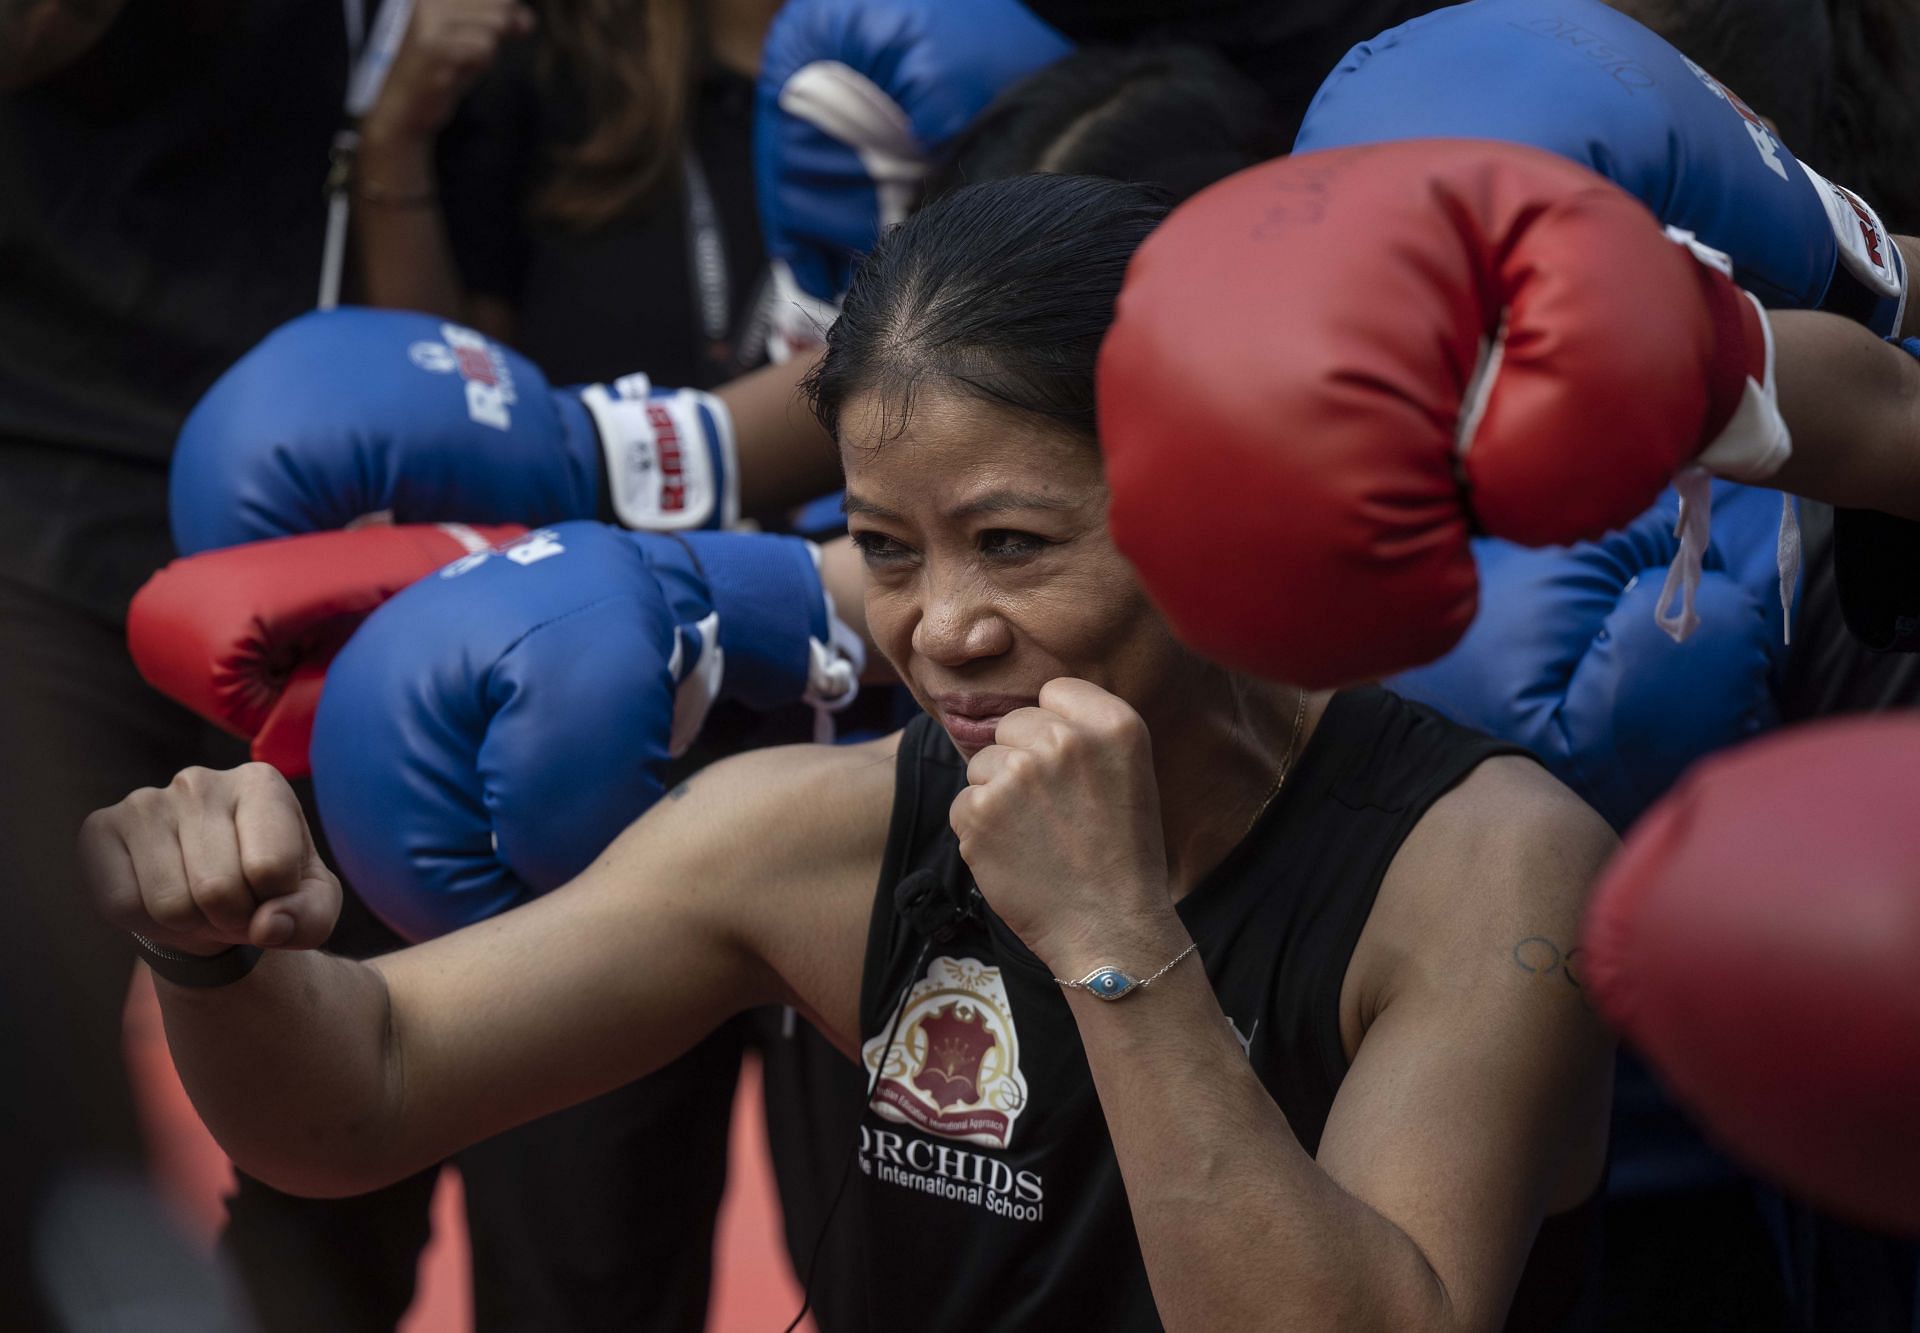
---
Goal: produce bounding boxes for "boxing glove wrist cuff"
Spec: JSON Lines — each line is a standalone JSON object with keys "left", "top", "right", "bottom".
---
{"left": 1798, "top": 162, "right": 1907, "bottom": 334}
{"left": 675, "top": 531, "right": 862, "bottom": 712}
{"left": 805, "top": 540, "right": 865, "bottom": 712}
{"left": 1693, "top": 289, "right": 1792, "bottom": 484}
{"left": 131, "top": 933, "right": 263, "bottom": 989}
{"left": 582, "top": 375, "right": 741, "bottom": 531}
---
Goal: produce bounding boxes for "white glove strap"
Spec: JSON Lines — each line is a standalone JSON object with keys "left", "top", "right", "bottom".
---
{"left": 1653, "top": 232, "right": 1797, "bottom": 644}
{"left": 804, "top": 540, "right": 865, "bottom": 742}
{"left": 666, "top": 611, "right": 725, "bottom": 758}
{"left": 1799, "top": 161, "right": 1907, "bottom": 312}
{"left": 583, "top": 375, "right": 741, "bottom": 531}
{"left": 1686, "top": 284, "right": 1793, "bottom": 484}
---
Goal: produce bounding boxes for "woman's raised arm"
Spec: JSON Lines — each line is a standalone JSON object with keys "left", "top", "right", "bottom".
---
{"left": 81, "top": 738, "right": 894, "bottom": 1197}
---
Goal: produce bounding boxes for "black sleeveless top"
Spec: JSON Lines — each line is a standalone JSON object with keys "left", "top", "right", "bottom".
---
{"left": 845, "top": 686, "right": 1601, "bottom": 1331}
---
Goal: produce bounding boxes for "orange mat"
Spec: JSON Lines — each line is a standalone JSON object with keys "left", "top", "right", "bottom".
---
{"left": 124, "top": 969, "right": 812, "bottom": 1331}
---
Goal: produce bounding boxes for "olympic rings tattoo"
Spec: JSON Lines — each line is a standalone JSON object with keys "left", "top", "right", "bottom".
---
{"left": 1511, "top": 935, "right": 1583, "bottom": 991}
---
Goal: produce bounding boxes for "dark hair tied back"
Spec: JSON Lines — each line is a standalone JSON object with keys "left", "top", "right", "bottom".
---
{"left": 928, "top": 45, "right": 1288, "bottom": 207}
{"left": 803, "top": 174, "right": 1171, "bottom": 446}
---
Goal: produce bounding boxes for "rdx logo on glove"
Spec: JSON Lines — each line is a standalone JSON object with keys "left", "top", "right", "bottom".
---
{"left": 440, "top": 529, "right": 566, "bottom": 579}
{"left": 583, "top": 375, "right": 736, "bottom": 531}
{"left": 408, "top": 324, "right": 520, "bottom": 430}
{"left": 1681, "top": 58, "right": 1787, "bottom": 182}
{"left": 643, "top": 400, "right": 692, "bottom": 514}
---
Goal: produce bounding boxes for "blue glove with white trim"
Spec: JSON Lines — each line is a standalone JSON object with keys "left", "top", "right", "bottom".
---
{"left": 171, "top": 307, "right": 738, "bottom": 555}
{"left": 1295, "top": 0, "right": 1907, "bottom": 334}
{"left": 310, "top": 521, "right": 861, "bottom": 940}
{"left": 754, "top": 0, "right": 1071, "bottom": 355}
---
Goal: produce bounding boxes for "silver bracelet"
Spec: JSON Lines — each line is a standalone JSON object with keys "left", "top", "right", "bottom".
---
{"left": 1054, "top": 940, "right": 1199, "bottom": 1002}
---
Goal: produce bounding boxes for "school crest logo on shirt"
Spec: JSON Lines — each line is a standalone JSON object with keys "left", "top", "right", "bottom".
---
{"left": 862, "top": 955, "right": 1029, "bottom": 1149}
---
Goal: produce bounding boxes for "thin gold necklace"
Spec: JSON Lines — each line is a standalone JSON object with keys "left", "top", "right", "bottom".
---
{"left": 1243, "top": 687, "right": 1309, "bottom": 840}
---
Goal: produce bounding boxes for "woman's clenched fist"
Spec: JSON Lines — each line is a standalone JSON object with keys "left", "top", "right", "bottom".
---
{"left": 950, "top": 678, "right": 1182, "bottom": 976}
{"left": 80, "top": 763, "right": 341, "bottom": 957}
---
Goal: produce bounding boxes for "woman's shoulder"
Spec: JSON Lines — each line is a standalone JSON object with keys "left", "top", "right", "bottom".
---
{"left": 1341, "top": 753, "right": 1618, "bottom": 1066}
{"left": 1421, "top": 752, "right": 1606, "bottom": 834}
{"left": 1379, "top": 755, "right": 1618, "bottom": 956}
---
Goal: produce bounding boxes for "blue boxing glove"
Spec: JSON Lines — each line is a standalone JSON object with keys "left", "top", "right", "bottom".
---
{"left": 1296, "top": 0, "right": 1907, "bottom": 335}
{"left": 309, "top": 522, "right": 861, "bottom": 941}
{"left": 755, "top": 0, "right": 1071, "bottom": 353}
{"left": 171, "top": 308, "right": 739, "bottom": 555}
{"left": 1390, "top": 482, "right": 1797, "bottom": 831}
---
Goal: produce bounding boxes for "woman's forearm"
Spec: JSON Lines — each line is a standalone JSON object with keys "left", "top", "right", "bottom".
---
{"left": 1770, "top": 309, "right": 1920, "bottom": 520}
{"left": 156, "top": 949, "right": 408, "bottom": 1198}
{"left": 1068, "top": 923, "right": 1450, "bottom": 1333}
{"left": 353, "top": 130, "right": 474, "bottom": 324}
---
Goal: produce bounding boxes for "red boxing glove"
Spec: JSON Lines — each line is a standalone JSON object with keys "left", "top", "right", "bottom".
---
{"left": 128, "top": 523, "right": 524, "bottom": 776}
{"left": 1582, "top": 717, "right": 1920, "bottom": 1234}
{"left": 1098, "top": 139, "right": 1782, "bottom": 688}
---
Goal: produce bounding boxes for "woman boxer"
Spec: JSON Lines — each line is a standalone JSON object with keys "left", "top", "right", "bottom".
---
{"left": 83, "top": 175, "right": 1616, "bottom": 1333}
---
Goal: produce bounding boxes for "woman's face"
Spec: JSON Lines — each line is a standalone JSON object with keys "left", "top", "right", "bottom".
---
{"left": 841, "top": 386, "right": 1202, "bottom": 757}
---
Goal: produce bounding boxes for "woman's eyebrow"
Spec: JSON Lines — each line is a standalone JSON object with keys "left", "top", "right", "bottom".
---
{"left": 841, "top": 491, "right": 1076, "bottom": 522}
{"left": 841, "top": 493, "right": 900, "bottom": 521}
{"left": 945, "top": 490, "right": 1077, "bottom": 519}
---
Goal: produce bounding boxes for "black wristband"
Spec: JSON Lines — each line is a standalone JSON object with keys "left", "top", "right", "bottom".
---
{"left": 131, "top": 934, "right": 264, "bottom": 989}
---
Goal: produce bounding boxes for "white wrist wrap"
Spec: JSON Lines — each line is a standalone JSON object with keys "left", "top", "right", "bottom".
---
{"left": 1649, "top": 231, "right": 1799, "bottom": 649}
{"left": 1693, "top": 289, "right": 1792, "bottom": 484}
{"left": 1800, "top": 162, "right": 1906, "bottom": 311}
{"left": 583, "top": 374, "right": 741, "bottom": 531}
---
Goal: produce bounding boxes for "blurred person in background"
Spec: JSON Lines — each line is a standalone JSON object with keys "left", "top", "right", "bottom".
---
{"left": 353, "top": 0, "right": 778, "bottom": 385}
{"left": 0, "top": 1, "right": 363, "bottom": 1328}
